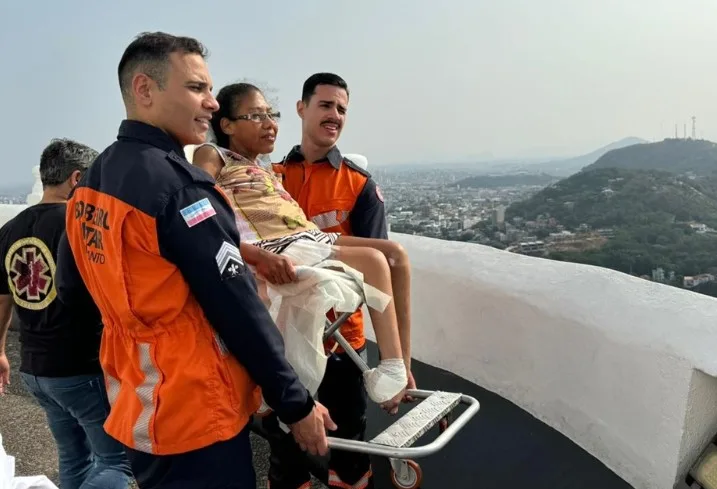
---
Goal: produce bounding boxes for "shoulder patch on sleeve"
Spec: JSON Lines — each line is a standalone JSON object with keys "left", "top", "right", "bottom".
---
{"left": 216, "top": 241, "right": 245, "bottom": 280}
{"left": 180, "top": 198, "right": 217, "bottom": 227}
{"left": 342, "top": 158, "right": 372, "bottom": 178}
{"left": 375, "top": 185, "right": 384, "bottom": 203}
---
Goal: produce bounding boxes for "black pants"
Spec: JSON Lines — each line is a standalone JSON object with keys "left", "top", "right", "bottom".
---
{"left": 124, "top": 424, "right": 255, "bottom": 489}
{"left": 264, "top": 348, "right": 373, "bottom": 489}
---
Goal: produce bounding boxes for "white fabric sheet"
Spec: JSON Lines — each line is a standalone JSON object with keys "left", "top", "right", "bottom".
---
{"left": 254, "top": 238, "right": 405, "bottom": 405}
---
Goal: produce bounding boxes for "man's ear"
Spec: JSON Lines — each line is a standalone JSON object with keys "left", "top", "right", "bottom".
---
{"left": 132, "top": 73, "right": 154, "bottom": 107}
{"left": 70, "top": 170, "right": 82, "bottom": 188}
{"left": 296, "top": 100, "right": 305, "bottom": 119}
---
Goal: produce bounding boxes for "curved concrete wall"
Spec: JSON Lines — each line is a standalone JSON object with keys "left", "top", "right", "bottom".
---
{"left": 364, "top": 233, "right": 717, "bottom": 489}
{"left": 0, "top": 205, "right": 27, "bottom": 226}
{"left": 3, "top": 194, "right": 717, "bottom": 488}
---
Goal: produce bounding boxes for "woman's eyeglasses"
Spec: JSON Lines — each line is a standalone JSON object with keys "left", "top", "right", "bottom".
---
{"left": 228, "top": 112, "right": 281, "bottom": 123}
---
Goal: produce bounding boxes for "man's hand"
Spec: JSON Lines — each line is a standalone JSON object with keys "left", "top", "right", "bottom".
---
{"left": 0, "top": 353, "right": 10, "bottom": 395}
{"left": 289, "top": 401, "right": 337, "bottom": 456}
{"left": 255, "top": 250, "right": 297, "bottom": 285}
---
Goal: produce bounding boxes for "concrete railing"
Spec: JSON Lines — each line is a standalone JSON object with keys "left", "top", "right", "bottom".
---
{"left": 369, "top": 233, "right": 717, "bottom": 489}
{"left": 0, "top": 205, "right": 29, "bottom": 227}
{"left": 3, "top": 182, "right": 717, "bottom": 488}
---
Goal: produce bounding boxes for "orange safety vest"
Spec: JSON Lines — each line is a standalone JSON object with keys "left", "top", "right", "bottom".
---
{"left": 273, "top": 146, "right": 373, "bottom": 352}
{"left": 64, "top": 124, "right": 261, "bottom": 456}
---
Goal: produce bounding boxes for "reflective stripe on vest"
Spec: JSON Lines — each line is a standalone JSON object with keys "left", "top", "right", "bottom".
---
{"left": 66, "top": 186, "right": 261, "bottom": 455}
{"left": 311, "top": 210, "right": 349, "bottom": 229}
{"left": 277, "top": 160, "right": 369, "bottom": 351}
{"left": 133, "top": 343, "right": 161, "bottom": 453}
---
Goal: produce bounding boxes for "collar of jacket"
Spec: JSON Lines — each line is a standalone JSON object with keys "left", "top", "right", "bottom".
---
{"left": 117, "top": 119, "right": 187, "bottom": 157}
{"left": 285, "top": 144, "right": 343, "bottom": 170}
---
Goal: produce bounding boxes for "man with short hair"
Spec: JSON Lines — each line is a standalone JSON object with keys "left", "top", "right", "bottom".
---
{"left": 55, "top": 32, "right": 335, "bottom": 489}
{"left": 269, "top": 73, "right": 416, "bottom": 489}
{"left": 0, "top": 138, "right": 134, "bottom": 489}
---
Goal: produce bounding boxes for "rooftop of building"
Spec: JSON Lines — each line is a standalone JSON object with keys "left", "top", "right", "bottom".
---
{"left": 3, "top": 163, "right": 717, "bottom": 489}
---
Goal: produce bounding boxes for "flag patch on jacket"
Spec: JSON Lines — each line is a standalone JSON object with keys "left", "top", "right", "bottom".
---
{"left": 180, "top": 198, "right": 216, "bottom": 227}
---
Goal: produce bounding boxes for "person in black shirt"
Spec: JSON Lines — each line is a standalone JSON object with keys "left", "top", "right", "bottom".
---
{"left": 0, "top": 138, "right": 133, "bottom": 489}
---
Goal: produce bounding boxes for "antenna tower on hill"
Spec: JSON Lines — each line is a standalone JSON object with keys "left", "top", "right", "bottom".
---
{"left": 692, "top": 116, "right": 697, "bottom": 140}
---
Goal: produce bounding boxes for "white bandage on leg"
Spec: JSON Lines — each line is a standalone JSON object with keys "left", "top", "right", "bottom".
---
{"left": 363, "top": 358, "right": 408, "bottom": 403}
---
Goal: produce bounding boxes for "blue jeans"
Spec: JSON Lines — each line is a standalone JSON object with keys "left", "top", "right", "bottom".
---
{"left": 20, "top": 372, "right": 133, "bottom": 489}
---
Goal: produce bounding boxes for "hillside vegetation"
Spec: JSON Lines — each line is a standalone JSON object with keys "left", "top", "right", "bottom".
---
{"left": 505, "top": 139, "right": 717, "bottom": 283}
{"left": 507, "top": 167, "right": 717, "bottom": 229}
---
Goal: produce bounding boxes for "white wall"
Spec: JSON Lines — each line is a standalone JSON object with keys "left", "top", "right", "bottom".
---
{"left": 375, "top": 233, "right": 717, "bottom": 489}
{"left": 0, "top": 165, "right": 41, "bottom": 224}
{"left": 0, "top": 205, "right": 27, "bottom": 226}
{"left": 4, "top": 180, "right": 717, "bottom": 488}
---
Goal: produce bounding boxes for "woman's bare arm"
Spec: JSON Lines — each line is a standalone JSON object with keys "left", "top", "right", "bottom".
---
{"left": 192, "top": 145, "right": 225, "bottom": 179}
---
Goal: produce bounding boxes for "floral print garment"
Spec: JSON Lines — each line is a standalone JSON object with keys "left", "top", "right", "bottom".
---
{"left": 216, "top": 149, "right": 318, "bottom": 242}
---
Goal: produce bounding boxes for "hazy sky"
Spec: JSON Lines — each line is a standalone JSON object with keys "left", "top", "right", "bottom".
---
{"left": 2, "top": 0, "right": 717, "bottom": 184}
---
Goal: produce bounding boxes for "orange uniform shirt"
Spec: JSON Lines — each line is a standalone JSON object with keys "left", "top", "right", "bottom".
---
{"left": 56, "top": 121, "right": 314, "bottom": 455}
{"left": 273, "top": 145, "right": 388, "bottom": 352}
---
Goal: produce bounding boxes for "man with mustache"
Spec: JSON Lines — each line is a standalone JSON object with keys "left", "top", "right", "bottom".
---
{"left": 270, "top": 73, "right": 416, "bottom": 489}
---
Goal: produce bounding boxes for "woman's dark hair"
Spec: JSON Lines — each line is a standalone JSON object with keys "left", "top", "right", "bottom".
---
{"left": 210, "top": 82, "right": 262, "bottom": 149}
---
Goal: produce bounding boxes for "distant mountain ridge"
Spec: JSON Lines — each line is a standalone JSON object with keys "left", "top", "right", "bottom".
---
{"left": 488, "top": 137, "right": 648, "bottom": 176}
{"left": 507, "top": 167, "right": 717, "bottom": 229}
{"left": 454, "top": 173, "right": 561, "bottom": 189}
{"left": 503, "top": 138, "right": 717, "bottom": 282}
{"left": 378, "top": 137, "right": 648, "bottom": 175}
{"left": 584, "top": 138, "right": 717, "bottom": 176}
{"left": 508, "top": 138, "right": 717, "bottom": 227}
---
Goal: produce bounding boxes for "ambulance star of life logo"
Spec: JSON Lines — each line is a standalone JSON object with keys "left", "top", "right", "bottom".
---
{"left": 5, "top": 237, "right": 57, "bottom": 310}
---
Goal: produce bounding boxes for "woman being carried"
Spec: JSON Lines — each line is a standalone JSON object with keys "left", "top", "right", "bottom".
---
{"left": 192, "top": 83, "right": 415, "bottom": 413}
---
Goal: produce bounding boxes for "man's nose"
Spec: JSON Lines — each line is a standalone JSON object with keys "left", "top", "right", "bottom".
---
{"left": 204, "top": 93, "right": 219, "bottom": 112}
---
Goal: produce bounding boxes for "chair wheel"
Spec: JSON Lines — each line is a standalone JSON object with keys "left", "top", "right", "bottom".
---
{"left": 390, "top": 459, "right": 422, "bottom": 489}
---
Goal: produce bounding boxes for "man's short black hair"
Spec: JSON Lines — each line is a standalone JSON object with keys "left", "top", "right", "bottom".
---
{"left": 39, "top": 138, "right": 98, "bottom": 187}
{"left": 301, "top": 73, "right": 349, "bottom": 104}
{"left": 117, "top": 31, "right": 208, "bottom": 104}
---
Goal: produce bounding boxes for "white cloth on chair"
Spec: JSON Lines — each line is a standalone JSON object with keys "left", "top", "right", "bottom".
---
{"left": 262, "top": 258, "right": 391, "bottom": 397}
{"left": 253, "top": 238, "right": 400, "bottom": 404}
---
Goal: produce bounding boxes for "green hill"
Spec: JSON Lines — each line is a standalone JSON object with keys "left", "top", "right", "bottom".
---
{"left": 506, "top": 167, "right": 717, "bottom": 280}
{"left": 507, "top": 167, "right": 717, "bottom": 229}
{"left": 584, "top": 138, "right": 717, "bottom": 176}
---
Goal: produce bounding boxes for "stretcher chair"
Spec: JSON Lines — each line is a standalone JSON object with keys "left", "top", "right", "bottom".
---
{"left": 245, "top": 152, "right": 479, "bottom": 487}
{"left": 251, "top": 306, "right": 481, "bottom": 489}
